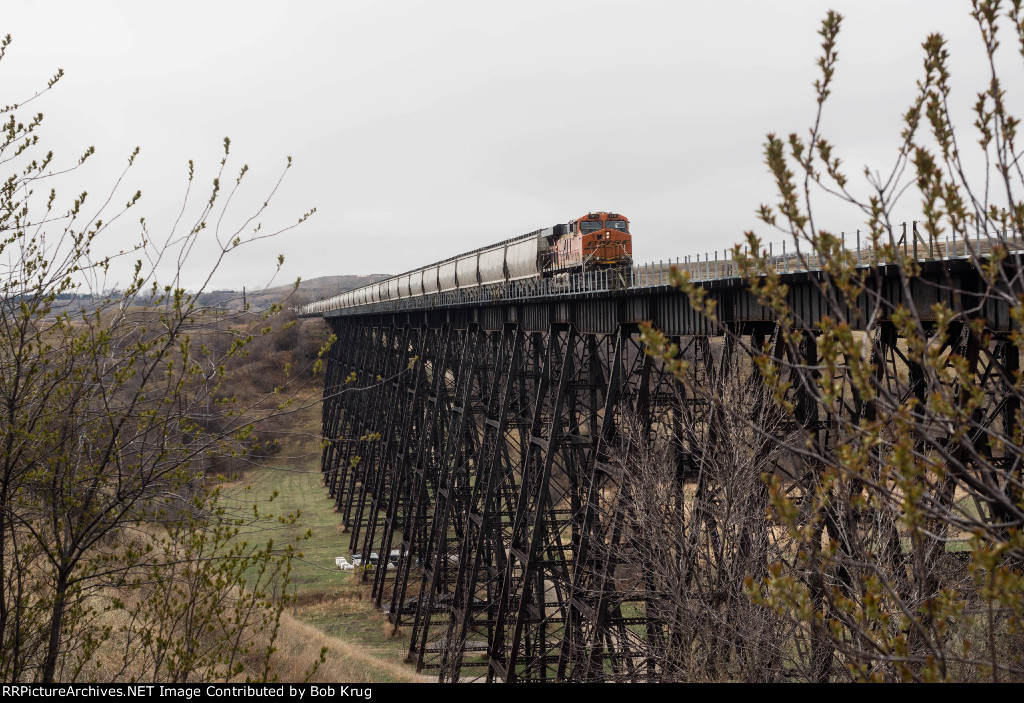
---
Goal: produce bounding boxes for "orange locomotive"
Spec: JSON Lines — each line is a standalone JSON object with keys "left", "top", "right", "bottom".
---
{"left": 546, "top": 212, "right": 632, "bottom": 274}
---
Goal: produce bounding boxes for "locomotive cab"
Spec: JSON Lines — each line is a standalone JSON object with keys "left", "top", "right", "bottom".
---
{"left": 548, "top": 212, "right": 632, "bottom": 273}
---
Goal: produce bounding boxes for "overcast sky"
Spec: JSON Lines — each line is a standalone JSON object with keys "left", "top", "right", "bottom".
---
{"left": 4, "top": 1, "right": 1018, "bottom": 291}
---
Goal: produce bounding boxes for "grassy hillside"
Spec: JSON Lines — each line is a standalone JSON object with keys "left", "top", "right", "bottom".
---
{"left": 219, "top": 340, "right": 427, "bottom": 682}
{"left": 232, "top": 443, "right": 424, "bottom": 682}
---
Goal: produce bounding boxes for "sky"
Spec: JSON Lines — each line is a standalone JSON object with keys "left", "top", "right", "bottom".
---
{"left": 3, "top": 0, "right": 1020, "bottom": 291}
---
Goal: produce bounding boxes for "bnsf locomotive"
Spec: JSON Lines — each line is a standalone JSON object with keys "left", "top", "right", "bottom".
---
{"left": 548, "top": 212, "right": 632, "bottom": 273}
{"left": 304, "top": 212, "right": 632, "bottom": 314}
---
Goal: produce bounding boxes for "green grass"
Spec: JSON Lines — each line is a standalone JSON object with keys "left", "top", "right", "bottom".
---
{"left": 229, "top": 459, "right": 356, "bottom": 594}
{"left": 296, "top": 595, "right": 412, "bottom": 658}
{"left": 223, "top": 441, "right": 419, "bottom": 671}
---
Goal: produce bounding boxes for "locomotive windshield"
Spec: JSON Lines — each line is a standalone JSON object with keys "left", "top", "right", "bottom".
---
{"left": 605, "top": 220, "right": 628, "bottom": 231}
{"left": 580, "top": 221, "right": 603, "bottom": 233}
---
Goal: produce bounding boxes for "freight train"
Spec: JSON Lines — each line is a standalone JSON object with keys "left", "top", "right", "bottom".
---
{"left": 305, "top": 212, "right": 631, "bottom": 314}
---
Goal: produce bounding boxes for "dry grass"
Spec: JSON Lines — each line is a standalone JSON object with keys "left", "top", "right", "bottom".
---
{"left": 266, "top": 611, "right": 425, "bottom": 683}
{"left": 84, "top": 582, "right": 426, "bottom": 683}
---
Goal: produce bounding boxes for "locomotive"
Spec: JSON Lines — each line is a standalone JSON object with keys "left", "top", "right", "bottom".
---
{"left": 305, "top": 212, "right": 632, "bottom": 314}
{"left": 547, "top": 212, "right": 632, "bottom": 273}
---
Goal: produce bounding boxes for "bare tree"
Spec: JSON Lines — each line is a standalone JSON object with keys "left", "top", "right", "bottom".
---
{"left": 644, "top": 4, "right": 1024, "bottom": 682}
{"left": 594, "top": 339, "right": 799, "bottom": 681}
{"left": 0, "top": 34, "right": 321, "bottom": 682}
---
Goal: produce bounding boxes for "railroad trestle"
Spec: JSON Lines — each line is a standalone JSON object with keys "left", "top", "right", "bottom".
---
{"left": 316, "top": 256, "right": 1019, "bottom": 682}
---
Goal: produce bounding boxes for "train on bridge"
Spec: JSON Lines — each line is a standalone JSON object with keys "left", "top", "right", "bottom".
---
{"left": 304, "top": 212, "right": 632, "bottom": 315}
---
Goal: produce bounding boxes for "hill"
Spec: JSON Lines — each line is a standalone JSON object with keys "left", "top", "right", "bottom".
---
{"left": 197, "top": 273, "right": 393, "bottom": 311}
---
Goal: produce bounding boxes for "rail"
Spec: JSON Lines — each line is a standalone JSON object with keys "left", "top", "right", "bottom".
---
{"left": 303, "top": 223, "right": 1024, "bottom": 318}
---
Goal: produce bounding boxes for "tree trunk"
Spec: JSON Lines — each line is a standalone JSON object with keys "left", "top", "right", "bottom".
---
{"left": 41, "top": 570, "right": 68, "bottom": 683}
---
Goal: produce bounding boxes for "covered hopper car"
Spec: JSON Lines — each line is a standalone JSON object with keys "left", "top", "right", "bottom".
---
{"left": 305, "top": 212, "right": 631, "bottom": 314}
